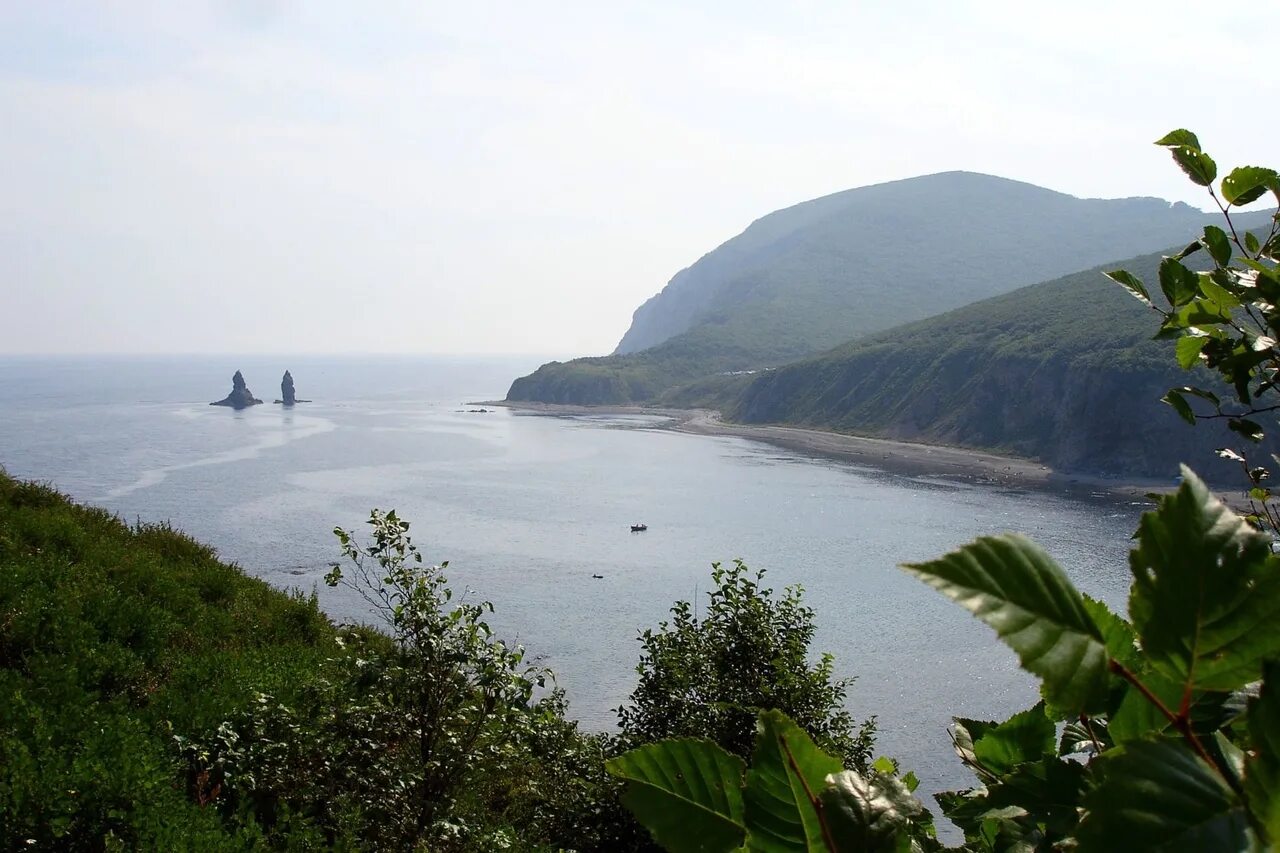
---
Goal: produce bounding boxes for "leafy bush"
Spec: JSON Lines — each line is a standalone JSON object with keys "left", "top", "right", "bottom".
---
{"left": 617, "top": 559, "right": 876, "bottom": 773}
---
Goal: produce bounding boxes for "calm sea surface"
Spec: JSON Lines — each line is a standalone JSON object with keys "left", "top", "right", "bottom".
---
{"left": 0, "top": 355, "right": 1146, "bottom": 808}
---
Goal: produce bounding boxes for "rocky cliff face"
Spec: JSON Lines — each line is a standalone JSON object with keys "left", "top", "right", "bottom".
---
{"left": 210, "top": 370, "right": 263, "bottom": 409}
{"left": 725, "top": 244, "right": 1280, "bottom": 482}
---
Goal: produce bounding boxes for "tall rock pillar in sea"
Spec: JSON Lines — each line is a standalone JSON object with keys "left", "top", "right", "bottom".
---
{"left": 210, "top": 370, "right": 263, "bottom": 409}
{"left": 274, "top": 371, "right": 309, "bottom": 405}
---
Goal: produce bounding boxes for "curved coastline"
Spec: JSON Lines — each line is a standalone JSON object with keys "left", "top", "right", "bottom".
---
{"left": 483, "top": 401, "right": 1173, "bottom": 500}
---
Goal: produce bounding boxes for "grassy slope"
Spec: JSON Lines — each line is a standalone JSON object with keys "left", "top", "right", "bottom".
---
{"left": 728, "top": 247, "right": 1268, "bottom": 478}
{"left": 509, "top": 173, "right": 1251, "bottom": 405}
{"left": 0, "top": 471, "right": 336, "bottom": 849}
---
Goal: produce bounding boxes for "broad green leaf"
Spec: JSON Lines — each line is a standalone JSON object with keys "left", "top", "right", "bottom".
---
{"left": 1199, "top": 274, "right": 1242, "bottom": 310}
{"left": 606, "top": 738, "right": 747, "bottom": 853}
{"left": 1081, "top": 595, "right": 1138, "bottom": 665}
{"left": 1246, "top": 231, "right": 1262, "bottom": 256}
{"left": 902, "top": 535, "right": 1108, "bottom": 715}
{"left": 1155, "top": 129, "right": 1202, "bottom": 149}
{"left": 1106, "top": 269, "right": 1152, "bottom": 305}
{"left": 1203, "top": 225, "right": 1232, "bottom": 266}
{"left": 1170, "top": 146, "right": 1218, "bottom": 187}
{"left": 743, "top": 709, "right": 842, "bottom": 852}
{"left": 1228, "top": 418, "right": 1265, "bottom": 443}
{"left": 984, "top": 757, "right": 1088, "bottom": 840}
{"left": 1245, "top": 662, "right": 1280, "bottom": 845}
{"left": 1128, "top": 466, "right": 1280, "bottom": 694}
{"left": 1176, "top": 336, "right": 1209, "bottom": 369}
{"left": 1160, "top": 257, "right": 1199, "bottom": 307}
{"left": 1162, "top": 388, "right": 1197, "bottom": 425}
{"left": 1060, "top": 718, "right": 1111, "bottom": 756}
{"left": 1109, "top": 667, "right": 1185, "bottom": 744}
{"left": 952, "top": 704, "right": 1055, "bottom": 780}
{"left": 1076, "top": 740, "right": 1252, "bottom": 852}
{"left": 1176, "top": 239, "right": 1203, "bottom": 261}
{"left": 819, "top": 770, "right": 925, "bottom": 853}
{"left": 1221, "top": 166, "right": 1278, "bottom": 207}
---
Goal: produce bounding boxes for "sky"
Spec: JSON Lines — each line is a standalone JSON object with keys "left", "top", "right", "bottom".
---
{"left": 2, "top": 1, "right": 1277, "bottom": 357}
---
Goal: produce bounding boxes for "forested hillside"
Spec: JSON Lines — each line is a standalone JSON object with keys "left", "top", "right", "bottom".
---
{"left": 728, "top": 247, "right": 1263, "bottom": 478}
{"left": 510, "top": 172, "right": 1242, "bottom": 405}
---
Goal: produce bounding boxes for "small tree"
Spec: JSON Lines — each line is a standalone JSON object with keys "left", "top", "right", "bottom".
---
{"left": 321, "top": 509, "right": 551, "bottom": 840}
{"left": 617, "top": 559, "right": 876, "bottom": 772}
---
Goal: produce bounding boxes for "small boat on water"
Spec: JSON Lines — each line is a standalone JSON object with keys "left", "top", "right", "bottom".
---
{"left": 591, "top": 573, "right": 604, "bottom": 579}
{"left": 630, "top": 523, "right": 648, "bottom": 532}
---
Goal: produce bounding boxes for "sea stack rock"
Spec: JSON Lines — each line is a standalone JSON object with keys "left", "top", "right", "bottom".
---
{"left": 274, "top": 370, "right": 310, "bottom": 405}
{"left": 280, "top": 370, "right": 296, "bottom": 406}
{"left": 210, "top": 370, "right": 263, "bottom": 409}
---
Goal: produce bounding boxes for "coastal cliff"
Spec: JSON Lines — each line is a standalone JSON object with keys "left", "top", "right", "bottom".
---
{"left": 728, "top": 248, "right": 1275, "bottom": 481}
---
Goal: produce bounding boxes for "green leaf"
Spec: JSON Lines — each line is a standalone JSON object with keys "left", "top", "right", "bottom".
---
{"left": 952, "top": 704, "right": 1055, "bottom": 780}
{"left": 819, "top": 770, "right": 925, "bottom": 853}
{"left": 606, "top": 738, "right": 747, "bottom": 853}
{"left": 1081, "top": 595, "right": 1138, "bottom": 664}
{"left": 1060, "top": 718, "right": 1111, "bottom": 756}
{"left": 1155, "top": 129, "right": 1202, "bottom": 149}
{"left": 1170, "top": 146, "right": 1218, "bottom": 187}
{"left": 1128, "top": 466, "right": 1280, "bottom": 694}
{"left": 1199, "top": 274, "right": 1242, "bottom": 310}
{"left": 1245, "top": 662, "right": 1280, "bottom": 846}
{"left": 743, "top": 709, "right": 842, "bottom": 852}
{"left": 984, "top": 757, "right": 1088, "bottom": 840}
{"left": 1109, "top": 667, "right": 1186, "bottom": 744}
{"left": 1176, "top": 240, "right": 1204, "bottom": 261}
{"left": 1162, "top": 388, "right": 1197, "bottom": 425}
{"left": 902, "top": 534, "right": 1108, "bottom": 715}
{"left": 1176, "top": 336, "right": 1209, "bottom": 369}
{"left": 1159, "top": 257, "right": 1200, "bottom": 307}
{"left": 1105, "top": 269, "right": 1152, "bottom": 306}
{"left": 1221, "top": 167, "right": 1279, "bottom": 207}
{"left": 1203, "top": 225, "right": 1232, "bottom": 266}
{"left": 1228, "top": 418, "right": 1265, "bottom": 443}
{"left": 1076, "top": 740, "right": 1251, "bottom": 852}
{"left": 1246, "top": 231, "right": 1262, "bottom": 256}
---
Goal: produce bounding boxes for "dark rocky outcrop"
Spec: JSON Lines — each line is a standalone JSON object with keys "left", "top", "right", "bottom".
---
{"left": 210, "top": 370, "right": 263, "bottom": 409}
{"left": 273, "top": 370, "right": 310, "bottom": 405}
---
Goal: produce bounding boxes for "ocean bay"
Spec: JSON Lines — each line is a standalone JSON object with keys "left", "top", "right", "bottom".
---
{"left": 0, "top": 355, "right": 1141, "bottom": 803}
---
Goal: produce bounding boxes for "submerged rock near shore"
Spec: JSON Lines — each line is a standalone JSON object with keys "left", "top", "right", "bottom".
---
{"left": 210, "top": 370, "right": 263, "bottom": 409}
{"left": 274, "top": 370, "right": 310, "bottom": 406}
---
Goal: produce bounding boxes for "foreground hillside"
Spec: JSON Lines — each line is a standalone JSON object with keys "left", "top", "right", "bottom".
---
{"left": 0, "top": 472, "right": 335, "bottom": 848}
{"left": 0, "top": 471, "right": 878, "bottom": 851}
{"left": 729, "top": 247, "right": 1259, "bottom": 479}
{"left": 510, "top": 172, "right": 1236, "bottom": 405}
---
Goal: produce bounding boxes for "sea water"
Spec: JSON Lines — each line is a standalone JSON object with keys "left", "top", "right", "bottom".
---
{"left": 0, "top": 354, "right": 1145, "bottom": 809}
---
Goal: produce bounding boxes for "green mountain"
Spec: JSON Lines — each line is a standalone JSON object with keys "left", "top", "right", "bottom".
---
{"left": 728, "top": 246, "right": 1264, "bottom": 479}
{"left": 509, "top": 171, "right": 1231, "bottom": 405}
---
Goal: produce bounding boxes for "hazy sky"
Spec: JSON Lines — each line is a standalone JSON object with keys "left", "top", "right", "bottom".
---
{"left": 3, "top": 2, "right": 1277, "bottom": 356}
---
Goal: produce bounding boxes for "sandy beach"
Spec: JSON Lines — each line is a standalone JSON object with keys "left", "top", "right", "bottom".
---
{"left": 483, "top": 401, "right": 1171, "bottom": 499}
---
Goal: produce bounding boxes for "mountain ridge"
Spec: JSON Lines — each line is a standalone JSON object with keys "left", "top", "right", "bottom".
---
{"left": 510, "top": 171, "right": 1227, "bottom": 406}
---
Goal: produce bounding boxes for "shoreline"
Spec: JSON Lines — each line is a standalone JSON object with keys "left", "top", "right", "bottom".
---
{"left": 481, "top": 401, "right": 1172, "bottom": 501}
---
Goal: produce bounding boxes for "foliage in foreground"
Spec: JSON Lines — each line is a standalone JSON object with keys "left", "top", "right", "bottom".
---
{"left": 0, "top": 471, "right": 867, "bottom": 851}
{"left": 1104, "top": 129, "right": 1280, "bottom": 528}
{"left": 0, "top": 472, "right": 333, "bottom": 850}
{"left": 610, "top": 468, "right": 1280, "bottom": 851}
